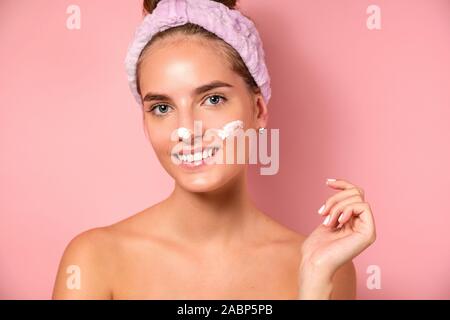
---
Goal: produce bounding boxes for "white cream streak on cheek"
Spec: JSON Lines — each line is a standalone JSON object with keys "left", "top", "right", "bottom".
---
{"left": 175, "top": 120, "right": 243, "bottom": 140}
{"left": 216, "top": 120, "right": 244, "bottom": 140}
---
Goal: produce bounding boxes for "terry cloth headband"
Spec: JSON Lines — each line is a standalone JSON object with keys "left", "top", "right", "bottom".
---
{"left": 124, "top": 0, "right": 272, "bottom": 106}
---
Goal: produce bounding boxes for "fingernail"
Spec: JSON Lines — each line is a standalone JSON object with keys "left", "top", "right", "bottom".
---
{"left": 323, "top": 215, "right": 331, "bottom": 225}
{"left": 326, "top": 178, "right": 336, "bottom": 184}
{"left": 338, "top": 213, "right": 344, "bottom": 223}
{"left": 318, "top": 204, "right": 326, "bottom": 215}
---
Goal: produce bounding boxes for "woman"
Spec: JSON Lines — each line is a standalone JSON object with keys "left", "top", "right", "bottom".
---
{"left": 52, "top": 0, "right": 376, "bottom": 299}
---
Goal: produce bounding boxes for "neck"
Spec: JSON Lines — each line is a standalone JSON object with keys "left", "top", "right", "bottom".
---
{"left": 162, "top": 171, "right": 259, "bottom": 248}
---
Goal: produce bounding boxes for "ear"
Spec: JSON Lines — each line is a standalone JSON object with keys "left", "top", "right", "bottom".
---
{"left": 253, "top": 93, "right": 269, "bottom": 129}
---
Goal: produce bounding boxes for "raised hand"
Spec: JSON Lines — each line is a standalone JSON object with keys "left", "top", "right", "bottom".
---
{"left": 298, "top": 178, "right": 376, "bottom": 299}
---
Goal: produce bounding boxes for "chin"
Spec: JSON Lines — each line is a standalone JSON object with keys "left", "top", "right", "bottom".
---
{"left": 172, "top": 164, "right": 242, "bottom": 193}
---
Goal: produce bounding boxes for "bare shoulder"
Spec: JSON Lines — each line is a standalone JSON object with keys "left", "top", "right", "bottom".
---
{"left": 258, "top": 212, "right": 306, "bottom": 245}
{"left": 52, "top": 226, "right": 117, "bottom": 299}
{"left": 108, "top": 201, "right": 165, "bottom": 235}
{"left": 255, "top": 212, "right": 307, "bottom": 263}
{"left": 52, "top": 203, "right": 164, "bottom": 299}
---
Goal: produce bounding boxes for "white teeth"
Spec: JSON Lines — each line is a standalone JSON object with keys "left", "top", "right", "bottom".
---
{"left": 193, "top": 152, "right": 202, "bottom": 161}
{"left": 178, "top": 148, "right": 217, "bottom": 163}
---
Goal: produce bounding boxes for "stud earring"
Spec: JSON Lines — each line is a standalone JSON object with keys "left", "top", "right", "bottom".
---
{"left": 258, "top": 127, "right": 266, "bottom": 134}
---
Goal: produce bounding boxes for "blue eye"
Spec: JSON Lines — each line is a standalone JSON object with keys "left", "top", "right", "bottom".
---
{"left": 148, "top": 104, "right": 172, "bottom": 116}
{"left": 204, "top": 95, "right": 227, "bottom": 106}
{"left": 146, "top": 95, "right": 227, "bottom": 117}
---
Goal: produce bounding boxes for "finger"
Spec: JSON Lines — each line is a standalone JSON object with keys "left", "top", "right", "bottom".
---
{"left": 322, "top": 195, "right": 362, "bottom": 227}
{"left": 326, "top": 178, "right": 365, "bottom": 199}
{"left": 329, "top": 195, "right": 363, "bottom": 227}
{"left": 337, "top": 203, "right": 376, "bottom": 242}
{"left": 318, "top": 188, "right": 364, "bottom": 216}
{"left": 336, "top": 205, "right": 357, "bottom": 229}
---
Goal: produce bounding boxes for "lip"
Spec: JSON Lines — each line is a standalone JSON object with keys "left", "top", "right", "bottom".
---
{"left": 179, "top": 158, "right": 210, "bottom": 170}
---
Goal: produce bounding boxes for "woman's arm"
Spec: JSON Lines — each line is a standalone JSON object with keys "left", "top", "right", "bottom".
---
{"left": 330, "top": 260, "right": 356, "bottom": 299}
{"left": 52, "top": 228, "right": 113, "bottom": 299}
{"left": 297, "top": 178, "right": 376, "bottom": 300}
{"left": 298, "top": 260, "right": 356, "bottom": 300}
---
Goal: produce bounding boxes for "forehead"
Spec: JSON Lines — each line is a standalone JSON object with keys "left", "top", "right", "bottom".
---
{"left": 138, "top": 36, "right": 239, "bottom": 90}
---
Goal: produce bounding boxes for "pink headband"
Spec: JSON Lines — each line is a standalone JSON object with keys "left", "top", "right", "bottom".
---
{"left": 124, "top": 0, "right": 272, "bottom": 106}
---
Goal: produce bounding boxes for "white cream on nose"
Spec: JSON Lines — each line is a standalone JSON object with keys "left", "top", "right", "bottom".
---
{"left": 177, "top": 127, "right": 191, "bottom": 140}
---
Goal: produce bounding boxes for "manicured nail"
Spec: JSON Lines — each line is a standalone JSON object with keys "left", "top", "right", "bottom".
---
{"left": 326, "top": 178, "right": 336, "bottom": 184}
{"left": 323, "top": 215, "right": 331, "bottom": 225}
{"left": 338, "top": 213, "right": 344, "bottom": 223}
{"left": 318, "top": 204, "right": 326, "bottom": 215}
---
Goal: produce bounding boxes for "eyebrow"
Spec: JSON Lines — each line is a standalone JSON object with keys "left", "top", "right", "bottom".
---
{"left": 142, "top": 80, "right": 233, "bottom": 103}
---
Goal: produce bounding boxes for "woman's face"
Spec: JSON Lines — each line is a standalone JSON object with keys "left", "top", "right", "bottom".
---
{"left": 138, "top": 35, "right": 267, "bottom": 192}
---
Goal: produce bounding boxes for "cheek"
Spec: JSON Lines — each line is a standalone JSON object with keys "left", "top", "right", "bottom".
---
{"left": 149, "top": 138, "right": 167, "bottom": 157}
{"left": 145, "top": 123, "right": 173, "bottom": 156}
{"left": 233, "top": 100, "right": 255, "bottom": 126}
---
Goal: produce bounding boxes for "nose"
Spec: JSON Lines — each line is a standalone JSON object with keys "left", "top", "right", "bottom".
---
{"left": 175, "top": 108, "right": 203, "bottom": 145}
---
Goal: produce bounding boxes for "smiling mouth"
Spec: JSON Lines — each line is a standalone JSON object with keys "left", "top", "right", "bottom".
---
{"left": 173, "top": 146, "right": 220, "bottom": 165}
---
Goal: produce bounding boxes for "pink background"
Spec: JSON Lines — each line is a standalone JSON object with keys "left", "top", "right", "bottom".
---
{"left": 1, "top": 0, "right": 449, "bottom": 299}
